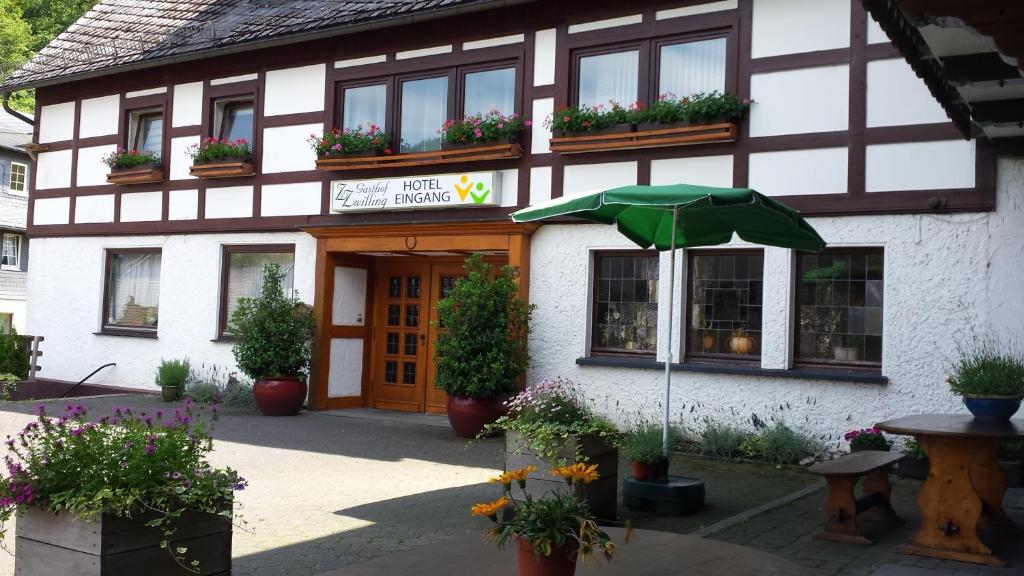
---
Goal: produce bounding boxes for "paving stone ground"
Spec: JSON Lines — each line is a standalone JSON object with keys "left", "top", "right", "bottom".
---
{"left": 0, "top": 395, "right": 1019, "bottom": 576}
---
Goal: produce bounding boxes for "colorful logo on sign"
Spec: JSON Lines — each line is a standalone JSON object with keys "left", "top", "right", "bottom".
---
{"left": 453, "top": 175, "right": 491, "bottom": 205}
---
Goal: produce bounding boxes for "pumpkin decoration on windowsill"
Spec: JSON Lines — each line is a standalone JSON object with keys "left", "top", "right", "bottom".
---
{"left": 727, "top": 328, "right": 756, "bottom": 356}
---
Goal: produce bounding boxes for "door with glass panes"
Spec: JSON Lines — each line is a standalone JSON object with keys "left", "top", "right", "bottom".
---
{"left": 371, "top": 263, "right": 430, "bottom": 412}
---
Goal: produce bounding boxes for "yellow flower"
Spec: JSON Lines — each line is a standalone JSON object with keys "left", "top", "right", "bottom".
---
{"left": 489, "top": 465, "right": 536, "bottom": 487}
{"left": 470, "top": 496, "right": 509, "bottom": 518}
{"left": 551, "top": 462, "right": 600, "bottom": 485}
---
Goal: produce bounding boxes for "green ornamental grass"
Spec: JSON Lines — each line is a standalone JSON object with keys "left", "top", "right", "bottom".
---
{"left": 948, "top": 337, "right": 1024, "bottom": 398}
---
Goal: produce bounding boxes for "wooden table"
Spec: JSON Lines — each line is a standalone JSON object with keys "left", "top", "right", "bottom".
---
{"left": 876, "top": 415, "right": 1024, "bottom": 566}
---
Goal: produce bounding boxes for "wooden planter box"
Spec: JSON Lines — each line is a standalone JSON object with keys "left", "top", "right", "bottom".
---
{"left": 106, "top": 165, "right": 163, "bottom": 185}
{"left": 189, "top": 160, "right": 254, "bottom": 178}
{"left": 15, "top": 507, "right": 231, "bottom": 576}
{"left": 315, "top": 142, "right": 521, "bottom": 171}
{"left": 505, "top": 431, "right": 618, "bottom": 520}
{"left": 549, "top": 122, "right": 737, "bottom": 154}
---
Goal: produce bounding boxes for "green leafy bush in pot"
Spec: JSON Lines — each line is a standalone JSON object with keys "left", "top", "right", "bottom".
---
{"left": 947, "top": 337, "right": 1024, "bottom": 398}
{"left": 902, "top": 438, "right": 926, "bottom": 459}
{"left": 434, "top": 254, "right": 533, "bottom": 400}
{"left": 155, "top": 358, "right": 190, "bottom": 389}
{"left": 620, "top": 417, "right": 680, "bottom": 464}
{"left": 230, "top": 264, "right": 315, "bottom": 380}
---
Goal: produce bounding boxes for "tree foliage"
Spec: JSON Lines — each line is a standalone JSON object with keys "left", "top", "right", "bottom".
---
{"left": 1, "top": 0, "right": 96, "bottom": 112}
{"left": 434, "top": 254, "right": 533, "bottom": 400}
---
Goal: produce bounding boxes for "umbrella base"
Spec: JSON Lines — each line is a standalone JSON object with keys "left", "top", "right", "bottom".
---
{"left": 623, "top": 476, "right": 705, "bottom": 516}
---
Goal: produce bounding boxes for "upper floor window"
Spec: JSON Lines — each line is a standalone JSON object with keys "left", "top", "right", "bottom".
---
{"left": 573, "top": 34, "right": 729, "bottom": 107}
{"left": 104, "top": 249, "right": 162, "bottom": 334}
{"left": 8, "top": 162, "right": 26, "bottom": 194}
{"left": 342, "top": 83, "right": 388, "bottom": 131}
{"left": 214, "top": 97, "right": 254, "bottom": 142}
{"left": 337, "top": 61, "right": 519, "bottom": 154}
{"left": 795, "top": 249, "right": 883, "bottom": 369}
{"left": 400, "top": 76, "right": 449, "bottom": 153}
{"left": 592, "top": 251, "right": 659, "bottom": 355}
{"left": 687, "top": 250, "right": 763, "bottom": 362}
{"left": 128, "top": 109, "right": 163, "bottom": 157}
{"left": 1, "top": 234, "right": 19, "bottom": 270}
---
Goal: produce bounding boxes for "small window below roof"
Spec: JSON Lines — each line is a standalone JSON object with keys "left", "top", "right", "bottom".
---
{"left": 8, "top": 162, "right": 27, "bottom": 195}
{"left": 213, "top": 97, "right": 254, "bottom": 143}
{"left": 127, "top": 108, "right": 163, "bottom": 158}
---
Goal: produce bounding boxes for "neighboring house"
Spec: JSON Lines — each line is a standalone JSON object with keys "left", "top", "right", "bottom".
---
{"left": 0, "top": 0, "right": 1021, "bottom": 437}
{"left": 0, "top": 110, "right": 31, "bottom": 334}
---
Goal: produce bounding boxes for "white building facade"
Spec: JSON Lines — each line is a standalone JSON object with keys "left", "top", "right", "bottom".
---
{"left": 7, "top": 0, "right": 1022, "bottom": 439}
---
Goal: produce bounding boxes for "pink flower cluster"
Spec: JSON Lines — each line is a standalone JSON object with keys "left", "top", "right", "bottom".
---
{"left": 843, "top": 427, "right": 883, "bottom": 441}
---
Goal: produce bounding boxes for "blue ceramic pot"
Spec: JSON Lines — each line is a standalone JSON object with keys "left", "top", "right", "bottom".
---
{"left": 963, "top": 396, "right": 1023, "bottom": 421}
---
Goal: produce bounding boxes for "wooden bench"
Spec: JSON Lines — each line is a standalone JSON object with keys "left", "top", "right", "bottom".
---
{"left": 809, "top": 450, "right": 905, "bottom": 544}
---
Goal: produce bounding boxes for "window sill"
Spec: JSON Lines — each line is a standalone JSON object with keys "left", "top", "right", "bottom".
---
{"left": 550, "top": 122, "right": 737, "bottom": 154}
{"left": 210, "top": 335, "right": 235, "bottom": 343}
{"left": 314, "top": 142, "right": 522, "bottom": 171}
{"left": 575, "top": 356, "right": 888, "bottom": 385}
{"left": 189, "top": 160, "right": 255, "bottom": 178}
{"left": 94, "top": 328, "right": 158, "bottom": 339}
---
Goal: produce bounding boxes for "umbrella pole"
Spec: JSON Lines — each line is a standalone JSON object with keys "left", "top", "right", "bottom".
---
{"left": 663, "top": 206, "right": 678, "bottom": 460}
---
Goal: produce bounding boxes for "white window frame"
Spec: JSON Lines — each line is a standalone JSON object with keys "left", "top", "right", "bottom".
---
{"left": 8, "top": 162, "right": 27, "bottom": 195}
{"left": 1, "top": 234, "right": 19, "bottom": 270}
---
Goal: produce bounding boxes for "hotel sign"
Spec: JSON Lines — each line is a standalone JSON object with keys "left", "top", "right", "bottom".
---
{"left": 330, "top": 171, "right": 501, "bottom": 213}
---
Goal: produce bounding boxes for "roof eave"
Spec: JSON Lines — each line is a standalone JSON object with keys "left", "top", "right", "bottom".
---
{"left": 0, "top": 0, "right": 532, "bottom": 92}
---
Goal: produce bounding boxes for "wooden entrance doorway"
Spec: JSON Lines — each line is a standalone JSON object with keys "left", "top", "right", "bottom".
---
{"left": 370, "top": 260, "right": 473, "bottom": 413}
{"left": 306, "top": 221, "right": 536, "bottom": 412}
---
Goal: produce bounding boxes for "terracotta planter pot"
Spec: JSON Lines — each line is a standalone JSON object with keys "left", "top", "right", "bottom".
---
{"left": 630, "top": 461, "right": 659, "bottom": 481}
{"left": 253, "top": 376, "right": 307, "bottom": 416}
{"left": 446, "top": 395, "right": 507, "bottom": 438}
{"left": 516, "top": 537, "right": 577, "bottom": 576}
{"left": 161, "top": 385, "right": 180, "bottom": 402}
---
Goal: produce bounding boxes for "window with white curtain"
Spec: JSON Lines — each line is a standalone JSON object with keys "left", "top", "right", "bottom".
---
{"left": 343, "top": 84, "right": 388, "bottom": 131}
{"left": 1, "top": 234, "right": 18, "bottom": 269}
{"left": 105, "top": 251, "right": 162, "bottom": 331}
{"left": 659, "top": 37, "right": 727, "bottom": 97}
{"left": 221, "top": 248, "right": 295, "bottom": 337}
{"left": 464, "top": 67, "right": 516, "bottom": 116}
{"left": 400, "top": 76, "right": 448, "bottom": 153}
{"left": 577, "top": 50, "right": 639, "bottom": 108}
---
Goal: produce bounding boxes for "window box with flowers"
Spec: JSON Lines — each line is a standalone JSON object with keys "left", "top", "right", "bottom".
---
{"left": 188, "top": 138, "right": 254, "bottom": 178}
{"left": 104, "top": 149, "right": 163, "bottom": 185}
{"left": 5, "top": 403, "right": 246, "bottom": 575}
{"left": 314, "top": 113, "right": 526, "bottom": 172}
{"left": 547, "top": 92, "right": 749, "bottom": 154}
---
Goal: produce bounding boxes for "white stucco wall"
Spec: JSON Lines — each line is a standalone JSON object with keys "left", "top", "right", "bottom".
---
{"left": 527, "top": 157, "right": 1024, "bottom": 445}
{"left": 25, "top": 232, "right": 317, "bottom": 388}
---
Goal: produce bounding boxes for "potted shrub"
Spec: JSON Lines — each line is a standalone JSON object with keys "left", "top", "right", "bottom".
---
{"left": 844, "top": 427, "right": 890, "bottom": 452}
{"left": 187, "top": 137, "right": 254, "bottom": 177}
{"left": 435, "top": 254, "right": 533, "bottom": 438}
{"left": 484, "top": 378, "right": 619, "bottom": 519}
{"left": 621, "top": 417, "right": 675, "bottom": 481}
{"left": 3, "top": 403, "right": 245, "bottom": 575}
{"left": 230, "top": 263, "right": 315, "bottom": 416}
{"left": 472, "top": 463, "right": 620, "bottom": 576}
{"left": 156, "top": 357, "right": 190, "bottom": 402}
{"left": 439, "top": 111, "right": 530, "bottom": 149}
{"left": 102, "top": 148, "right": 162, "bottom": 184}
{"left": 947, "top": 337, "right": 1024, "bottom": 421}
{"left": 896, "top": 438, "right": 929, "bottom": 479}
{"left": 310, "top": 124, "right": 392, "bottom": 161}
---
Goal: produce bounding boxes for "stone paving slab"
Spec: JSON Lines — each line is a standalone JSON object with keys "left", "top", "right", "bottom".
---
{"left": 317, "top": 527, "right": 811, "bottom": 576}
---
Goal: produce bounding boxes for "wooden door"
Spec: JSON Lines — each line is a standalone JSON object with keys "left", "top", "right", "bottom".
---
{"left": 371, "top": 263, "right": 430, "bottom": 412}
{"left": 424, "top": 262, "right": 467, "bottom": 414}
{"left": 323, "top": 254, "right": 373, "bottom": 408}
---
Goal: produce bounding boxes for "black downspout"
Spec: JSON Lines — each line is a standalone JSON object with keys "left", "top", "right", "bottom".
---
{"left": 1, "top": 92, "right": 34, "bottom": 126}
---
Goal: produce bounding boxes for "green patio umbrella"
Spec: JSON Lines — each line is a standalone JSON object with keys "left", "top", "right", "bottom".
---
{"left": 512, "top": 184, "right": 826, "bottom": 458}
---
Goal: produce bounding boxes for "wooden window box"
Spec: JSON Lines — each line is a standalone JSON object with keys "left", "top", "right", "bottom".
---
{"left": 189, "top": 160, "right": 255, "bottom": 178}
{"left": 549, "top": 122, "right": 737, "bottom": 154}
{"left": 106, "top": 165, "right": 163, "bottom": 185}
{"left": 315, "top": 142, "right": 522, "bottom": 172}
